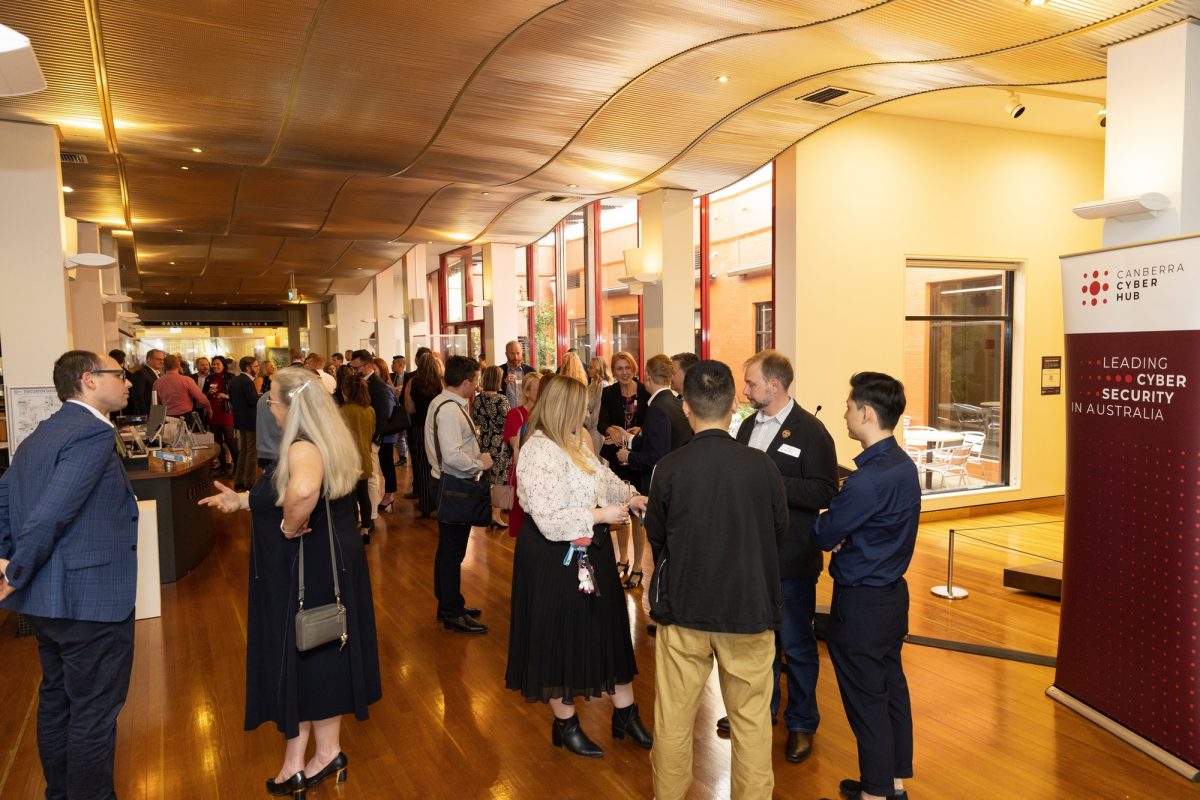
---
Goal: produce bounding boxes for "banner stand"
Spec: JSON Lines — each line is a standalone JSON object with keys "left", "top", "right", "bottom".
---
{"left": 1046, "top": 687, "right": 1199, "bottom": 781}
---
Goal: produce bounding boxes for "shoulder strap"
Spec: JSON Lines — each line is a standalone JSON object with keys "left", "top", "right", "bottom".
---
{"left": 431, "top": 398, "right": 478, "bottom": 468}
{"left": 297, "top": 492, "right": 341, "bottom": 610}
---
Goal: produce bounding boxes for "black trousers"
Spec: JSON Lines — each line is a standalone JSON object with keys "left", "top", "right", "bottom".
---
{"left": 354, "top": 478, "right": 372, "bottom": 531}
{"left": 826, "top": 579, "right": 913, "bottom": 797}
{"left": 378, "top": 438, "right": 397, "bottom": 494}
{"left": 28, "top": 613, "right": 135, "bottom": 800}
{"left": 434, "top": 513, "right": 471, "bottom": 617}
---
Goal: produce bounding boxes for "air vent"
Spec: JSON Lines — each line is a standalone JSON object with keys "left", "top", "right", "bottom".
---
{"left": 796, "top": 86, "right": 873, "bottom": 107}
{"left": 60, "top": 152, "right": 89, "bottom": 164}
{"left": 543, "top": 194, "right": 584, "bottom": 203}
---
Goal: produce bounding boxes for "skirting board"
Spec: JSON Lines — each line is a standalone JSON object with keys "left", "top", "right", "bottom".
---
{"left": 1045, "top": 685, "right": 1199, "bottom": 782}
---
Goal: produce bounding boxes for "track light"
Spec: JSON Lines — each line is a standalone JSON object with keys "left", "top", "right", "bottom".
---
{"left": 1097, "top": 107, "right": 1107, "bottom": 128}
{"left": 1005, "top": 92, "right": 1025, "bottom": 119}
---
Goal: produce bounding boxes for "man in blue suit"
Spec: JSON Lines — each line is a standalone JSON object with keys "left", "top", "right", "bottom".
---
{"left": 0, "top": 350, "right": 139, "bottom": 800}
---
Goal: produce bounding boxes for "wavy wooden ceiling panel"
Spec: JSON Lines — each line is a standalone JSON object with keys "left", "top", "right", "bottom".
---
{"left": 5, "top": 0, "right": 1194, "bottom": 306}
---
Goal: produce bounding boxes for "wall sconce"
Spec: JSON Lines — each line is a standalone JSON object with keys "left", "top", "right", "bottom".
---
{"left": 516, "top": 299, "right": 535, "bottom": 309}
{"left": 467, "top": 300, "right": 491, "bottom": 308}
{"left": 102, "top": 293, "right": 133, "bottom": 303}
{"left": 361, "top": 318, "right": 377, "bottom": 324}
{"left": 1072, "top": 192, "right": 1169, "bottom": 222}
{"left": 65, "top": 252, "right": 117, "bottom": 268}
{"left": 0, "top": 23, "right": 47, "bottom": 96}
{"left": 618, "top": 247, "right": 660, "bottom": 293}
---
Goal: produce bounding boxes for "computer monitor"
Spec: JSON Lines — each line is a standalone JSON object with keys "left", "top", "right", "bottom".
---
{"left": 144, "top": 404, "right": 167, "bottom": 444}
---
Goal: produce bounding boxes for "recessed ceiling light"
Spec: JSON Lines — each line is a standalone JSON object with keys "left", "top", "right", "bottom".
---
{"left": 62, "top": 186, "right": 74, "bottom": 193}
{"left": 165, "top": 291, "right": 171, "bottom": 295}
{"left": 426, "top": 240, "right": 433, "bottom": 244}
{"left": 568, "top": 183, "right": 579, "bottom": 188}
{"left": 356, "top": 267, "right": 363, "bottom": 270}
{"left": 481, "top": 191, "right": 490, "bottom": 196}
{"left": 175, "top": 228, "right": 183, "bottom": 232}
{"left": 169, "top": 261, "right": 176, "bottom": 265}
{"left": 1025, "top": 0, "right": 1048, "bottom": 5}
{"left": 191, "top": 147, "right": 202, "bottom": 153}
{"left": 716, "top": 75, "right": 731, "bottom": 83}
{"left": 180, "top": 165, "right": 189, "bottom": 170}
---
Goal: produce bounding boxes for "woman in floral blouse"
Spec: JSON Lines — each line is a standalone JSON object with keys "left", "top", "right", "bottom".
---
{"left": 471, "top": 365, "right": 511, "bottom": 528}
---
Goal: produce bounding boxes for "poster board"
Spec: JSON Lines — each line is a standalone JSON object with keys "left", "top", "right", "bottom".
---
{"left": 4, "top": 385, "right": 60, "bottom": 454}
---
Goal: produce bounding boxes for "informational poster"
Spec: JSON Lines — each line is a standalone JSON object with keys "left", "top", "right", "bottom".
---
{"left": 1053, "top": 234, "right": 1200, "bottom": 776}
{"left": 1040, "top": 356, "right": 1061, "bottom": 395}
{"left": 5, "top": 385, "right": 61, "bottom": 454}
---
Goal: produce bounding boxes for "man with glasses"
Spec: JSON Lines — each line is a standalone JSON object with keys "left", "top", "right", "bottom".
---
{"left": 0, "top": 351, "right": 140, "bottom": 800}
{"left": 129, "top": 348, "right": 164, "bottom": 415}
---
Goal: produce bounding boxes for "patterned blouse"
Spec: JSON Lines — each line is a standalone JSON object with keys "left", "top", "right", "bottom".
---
{"left": 515, "top": 432, "right": 635, "bottom": 542}
{"left": 471, "top": 391, "right": 511, "bottom": 486}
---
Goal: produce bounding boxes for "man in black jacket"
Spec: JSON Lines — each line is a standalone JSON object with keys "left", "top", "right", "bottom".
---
{"left": 128, "top": 349, "right": 163, "bottom": 416}
{"left": 645, "top": 360, "right": 787, "bottom": 800}
{"left": 715, "top": 349, "right": 838, "bottom": 765}
{"left": 229, "top": 356, "right": 259, "bottom": 491}
{"left": 617, "top": 354, "right": 692, "bottom": 491}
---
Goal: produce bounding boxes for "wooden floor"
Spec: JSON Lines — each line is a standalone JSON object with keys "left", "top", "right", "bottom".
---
{"left": 0, "top": 478, "right": 1192, "bottom": 799}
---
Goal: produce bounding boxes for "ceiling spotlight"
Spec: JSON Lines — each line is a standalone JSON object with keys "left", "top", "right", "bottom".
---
{"left": 180, "top": 165, "right": 189, "bottom": 170}
{"left": 716, "top": 75, "right": 730, "bottom": 83}
{"left": 1097, "top": 107, "right": 1107, "bottom": 128}
{"left": 481, "top": 191, "right": 490, "bottom": 196}
{"left": 1005, "top": 92, "right": 1025, "bottom": 119}
{"left": 568, "top": 183, "right": 579, "bottom": 189}
{"left": 1025, "top": 0, "right": 1049, "bottom": 6}
{"left": 62, "top": 185, "right": 74, "bottom": 193}
{"left": 191, "top": 147, "right": 202, "bottom": 153}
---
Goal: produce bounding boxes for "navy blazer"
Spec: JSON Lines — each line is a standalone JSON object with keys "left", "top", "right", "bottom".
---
{"left": 627, "top": 390, "right": 693, "bottom": 493}
{"left": 229, "top": 372, "right": 259, "bottom": 431}
{"left": 0, "top": 402, "right": 139, "bottom": 622}
{"left": 365, "top": 373, "right": 397, "bottom": 443}
{"left": 128, "top": 364, "right": 157, "bottom": 416}
{"left": 736, "top": 402, "right": 838, "bottom": 580}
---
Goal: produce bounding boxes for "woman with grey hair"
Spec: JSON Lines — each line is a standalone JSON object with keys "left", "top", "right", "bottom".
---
{"left": 201, "top": 367, "right": 381, "bottom": 797}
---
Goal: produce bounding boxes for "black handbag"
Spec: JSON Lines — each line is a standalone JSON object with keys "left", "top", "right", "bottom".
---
{"left": 432, "top": 399, "right": 492, "bottom": 527}
{"left": 379, "top": 401, "right": 411, "bottom": 436}
{"left": 294, "top": 494, "right": 348, "bottom": 652}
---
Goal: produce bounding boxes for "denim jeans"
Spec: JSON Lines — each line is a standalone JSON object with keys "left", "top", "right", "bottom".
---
{"left": 770, "top": 577, "right": 820, "bottom": 732}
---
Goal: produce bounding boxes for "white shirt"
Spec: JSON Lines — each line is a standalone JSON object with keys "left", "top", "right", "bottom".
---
{"left": 747, "top": 398, "right": 794, "bottom": 453}
{"left": 67, "top": 398, "right": 115, "bottom": 428}
{"left": 425, "top": 390, "right": 484, "bottom": 479}
{"left": 516, "top": 432, "right": 634, "bottom": 542}
{"left": 317, "top": 370, "right": 337, "bottom": 394}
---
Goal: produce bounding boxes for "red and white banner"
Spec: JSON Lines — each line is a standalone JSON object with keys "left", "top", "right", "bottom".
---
{"left": 1056, "top": 234, "right": 1200, "bottom": 772}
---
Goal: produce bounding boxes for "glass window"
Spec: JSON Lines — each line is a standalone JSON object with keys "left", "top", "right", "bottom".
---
{"left": 532, "top": 229, "right": 558, "bottom": 371}
{"left": 597, "top": 197, "right": 639, "bottom": 362}
{"left": 903, "top": 265, "right": 1013, "bottom": 494}
{"left": 444, "top": 253, "right": 466, "bottom": 323}
{"left": 563, "top": 208, "right": 592, "bottom": 362}
{"left": 611, "top": 314, "right": 640, "bottom": 367}
{"left": 515, "top": 245, "right": 533, "bottom": 363}
{"left": 754, "top": 301, "right": 773, "bottom": 352}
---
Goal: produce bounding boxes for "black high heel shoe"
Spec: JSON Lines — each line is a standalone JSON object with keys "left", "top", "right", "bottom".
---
{"left": 622, "top": 570, "right": 644, "bottom": 590}
{"left": 377, "top": 499, "right": 394, "bottom": 513}
{"left": 304, "top": 752, "right": 348, "bottom": 788}
{"left": 552, "top": 714, "right": 604, "bottom": 758}
{"left": 265, "top": 771, "right": 306, "bottom": 798}
{"left": 616, "top": 561, "right": 629, "bottom": 580}
{"left": 612, "top": 702, "right": 653, "bottom": 749}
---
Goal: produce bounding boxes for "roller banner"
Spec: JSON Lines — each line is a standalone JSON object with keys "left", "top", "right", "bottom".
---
{"left": 1056, "top": 234, "right": 1200, "bottom": 771}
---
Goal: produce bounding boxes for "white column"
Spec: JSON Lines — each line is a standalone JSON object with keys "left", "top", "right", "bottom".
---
{"left": 773, "top": 150, "right": 799, "bottom": 365}
{"left": 639, "top": 188, "right": 695, "bottom": 359}
{"left": 482, "top": 242, "right": 518, "bottom": 365}
{"left": 405, "top": 244, "right": 431, "bottom": 354}
{"left": 373, "top": 264, "right": 398, "bottom": 358}
{"left": 0, "top": 121, "right": 71, "bottom": 391}
{"left": 1103, "top": 21, "right": 1200, "bottom": 246}
{"left": 68, "top": 222, "right": 107, "bottom": 353}
{"left": 304, "top": 301, "right": 327, "bottom": 358}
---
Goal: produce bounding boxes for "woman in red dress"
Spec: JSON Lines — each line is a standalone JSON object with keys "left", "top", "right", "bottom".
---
{"left": 501, "top": 371, "right": 541, "bottom": 539}
{"left": 204, "top": 356, "right": 237, "bottom": 476}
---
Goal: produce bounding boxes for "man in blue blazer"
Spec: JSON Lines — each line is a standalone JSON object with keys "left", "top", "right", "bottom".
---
{"left": 0, "top": 350, "right": 139, "bottom": 800}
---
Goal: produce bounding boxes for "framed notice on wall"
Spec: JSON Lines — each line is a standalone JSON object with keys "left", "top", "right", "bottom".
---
{"left": 1041, "top": 356, "right": 1062, "bottom": 395}
{"left": 5, "top": 385, "right": 61, "bottom": 454}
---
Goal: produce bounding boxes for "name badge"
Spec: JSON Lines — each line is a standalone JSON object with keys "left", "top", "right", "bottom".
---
{"left": 778, "top": 444, "right": 802, "bottom": 458}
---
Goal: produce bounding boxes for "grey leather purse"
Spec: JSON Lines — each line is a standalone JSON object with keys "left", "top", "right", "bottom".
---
{"left": 294, "top": 494, "right": 348, "bottom": 652}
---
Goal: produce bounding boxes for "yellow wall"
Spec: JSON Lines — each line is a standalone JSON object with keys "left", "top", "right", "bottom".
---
{"left": 783, "top": 111, "right": 1104, "bottom": 510}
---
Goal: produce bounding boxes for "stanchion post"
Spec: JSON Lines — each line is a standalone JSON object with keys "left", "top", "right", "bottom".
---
{"left": 931, "top": 527, "right": 969, "bottom": 600}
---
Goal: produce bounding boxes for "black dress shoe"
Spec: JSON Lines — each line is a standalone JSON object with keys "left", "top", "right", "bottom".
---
{"left": 611, "top": 703, "right": 653, "bottom": 748}
{"left": 436, "top": 607, "right": 481, "bottom": 621}
{"left": 786, "top": 730, "right": 813, "bottom": 763}
{"left": 716, "top": 715, "right": 730, "bottom": 733}
{"left": 265, "top": 770, "right": 306, "bottom": 798}
{"left": 552, "top": 715, "right": 604, "bottom": 757}
{"left": 838, "top": 778, "right": 908, "bottom": 799}
{"left": 646, "top": 623, "right": 657, "bottom": 636}
{"left": 304, "top": 752, "right": 347, "bottom": 788}
{"left": 442, "top": 614, "right": 487, "bottom": 633}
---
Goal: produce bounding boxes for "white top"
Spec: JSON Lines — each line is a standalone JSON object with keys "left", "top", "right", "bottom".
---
{"left": 317, "top": 370, "right": 337, "bottom": 394}
{"left": 516, "top": 431, "right": 634, "bottom": 542}
{"left": 425, "top": 390, "right": 485, "bottom": 479}
{"left": 747, "top": 398, "right": 794, "bottom": 452}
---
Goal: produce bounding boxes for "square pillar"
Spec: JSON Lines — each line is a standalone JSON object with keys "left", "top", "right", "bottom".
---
{"left": 639, "top": 188, "right": 695, "bottom": 359}
{"left": 482, "top": 242, "right": 518, "bottom": 365}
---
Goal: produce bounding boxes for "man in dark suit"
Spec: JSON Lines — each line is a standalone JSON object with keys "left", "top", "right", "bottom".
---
{"left": 128, "top": 347, "right": 163, "bottom": 415}
{"left": 617, "top": 354, "right": 693, "bottom": 492}
{"left": 715, "top": 349, "right": 838, "bottom": 765}
{"left": 0, "top": 350, "right": 140, "bottom": 800}
{"left": 229, "top": 355, "right": 260, "bottom": 491}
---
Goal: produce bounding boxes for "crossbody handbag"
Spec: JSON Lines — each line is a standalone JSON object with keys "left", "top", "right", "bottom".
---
{"left": 379, "top": 400, "right": 411, "bottom": 436}
{"left": 432, "top": 399, "right": 492, "bottom": 528}
{"left": 294, "top": 494, "right": 348, "bottom": 652}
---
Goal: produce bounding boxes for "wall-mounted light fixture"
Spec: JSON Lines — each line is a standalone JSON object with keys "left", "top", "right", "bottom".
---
{"left": 0, "top": 23, "right": 47, "bottom": 96}
{"left": 102, "top": 293, "right": 133, "bottom": 303}
{"left": 1072, "top": 192, "right": 1170, "bottom": 222}
{"left": 467, "top": 300, "right": 491, "bottom": 308}
{"left": 617, "top": 247, "right": 661, "bottom": 295}
{"left": 65, "top": 252, "right": 117, "bottom": 268}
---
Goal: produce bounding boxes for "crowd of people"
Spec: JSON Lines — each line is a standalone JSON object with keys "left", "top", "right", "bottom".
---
{"left": 0, "top": 340, "right": 923, "bottom": 800}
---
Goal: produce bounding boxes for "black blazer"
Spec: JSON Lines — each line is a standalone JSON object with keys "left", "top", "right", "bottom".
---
{"left": 596, "top": 380, "right": 651, "bottom": 470}
{"left": 627, "top": 390, "right": 692, "bottom": 492}
{"left": 128, "top": 364, "right": 158, "bottom": 416}
{"left": 229, "top": 373, "right": 259, "bottom": 431}
{"left": 736, "top": 402, "right": 838, "bottom": 580}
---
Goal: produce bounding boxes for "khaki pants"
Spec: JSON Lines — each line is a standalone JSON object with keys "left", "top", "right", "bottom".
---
{"left": 234, "top": 430, "right": 257, "bottom": 488}
{"left": 652, "top": 624, "right": 775, "bottom": 800}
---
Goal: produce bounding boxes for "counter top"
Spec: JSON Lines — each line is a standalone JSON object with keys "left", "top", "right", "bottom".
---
{"left": 126, "top": 444, "right": 221, "bottom": 481}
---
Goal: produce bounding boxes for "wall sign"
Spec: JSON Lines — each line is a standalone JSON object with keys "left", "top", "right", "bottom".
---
{"left": 1040, "top": 356, "right": 1061, "bottom": 395}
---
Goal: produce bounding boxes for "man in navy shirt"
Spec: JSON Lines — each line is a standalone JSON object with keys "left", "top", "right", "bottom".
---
{"left": 813, "top": 372, "right": 921, "bottom": 800}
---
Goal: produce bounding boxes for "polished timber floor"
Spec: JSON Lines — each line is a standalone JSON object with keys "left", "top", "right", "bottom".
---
{"left": 0, "top": 476, "right": 1190, "bottom": 799}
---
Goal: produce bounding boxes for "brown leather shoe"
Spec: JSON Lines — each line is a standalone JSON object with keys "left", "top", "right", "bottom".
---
{"left": 785, "top": 730, "right": 813, "bottom": 763}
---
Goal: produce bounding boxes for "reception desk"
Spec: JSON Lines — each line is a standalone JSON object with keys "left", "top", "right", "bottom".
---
{"left": 127, "top": 445, "right": 219, "bottom": 583}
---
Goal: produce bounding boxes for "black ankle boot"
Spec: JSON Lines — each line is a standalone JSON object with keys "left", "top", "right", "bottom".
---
{"left": 551, "top": 714, "right": 604, "bottom": 758}
{"left": 612, "top": 703, "right": 653, "bottom": 749}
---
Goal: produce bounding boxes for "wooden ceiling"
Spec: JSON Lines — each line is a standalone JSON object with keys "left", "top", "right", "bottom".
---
{"left": 0, "top": 0, "right": 1195, "bottom": 305}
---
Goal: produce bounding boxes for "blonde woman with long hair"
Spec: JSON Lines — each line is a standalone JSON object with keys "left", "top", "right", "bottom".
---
{"left": 585, "top": 355, "right": 611, "bottom": 453}
{"left": 504, "top": 376, "right": 653, "bottom": 757}
{"left": 200, "top": 367, "right": 381, "bottom": 796}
